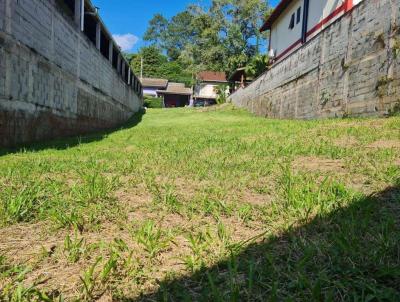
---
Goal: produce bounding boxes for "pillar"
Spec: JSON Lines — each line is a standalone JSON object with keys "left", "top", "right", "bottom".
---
{"left": 122, "top": 61, "right": 126, "bottom": 79}
{"left": 96, "top": 22, "right": 101, "bottom": 50}
{"left": 117, "top": 54, "right": 121, "bottom": 73}
{"left": 301, "top": 0, "right": 310, "bottom": 43}
{"left": 4, "top": 0, "right": 12, "bottom": 34}
{"left": 74, "top": 0, "right": 81, "bottom": 29}
{"left": 108, "top": 41, "right": 113, "bottom": 62}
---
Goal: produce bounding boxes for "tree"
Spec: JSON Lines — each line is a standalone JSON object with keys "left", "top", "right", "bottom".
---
{"left": 245, "top": 54, "right": 269, "bottom": 79}
{"left": 129, "top": 46, "right": 167, "bottom": 78}
{"left": 143, "top": 0, "right": 271, "bottom": 78}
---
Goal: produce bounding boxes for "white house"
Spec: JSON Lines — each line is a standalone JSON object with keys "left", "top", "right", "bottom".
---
{"left": 141, "top": 78, "right": 168, "bottom": 97}
{"left": 261, "top": 0, "right": 365, "bottom": 62}
{"left": 194, "top": 71, "right": 229, "bottom": 106}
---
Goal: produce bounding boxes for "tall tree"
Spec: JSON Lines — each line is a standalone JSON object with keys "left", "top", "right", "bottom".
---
{"left": 143, "top": 0, "right": 271, "bottom": 78}
{"left": 130, "top": 46, "right": 167, "bottom": 78}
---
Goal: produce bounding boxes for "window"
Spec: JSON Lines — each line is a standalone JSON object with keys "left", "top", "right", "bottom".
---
{"left": 297, "top": 7, "right": 302, "bottom": 24}
{"left": 289, "top": 13, "right": 295, "bottom": 29}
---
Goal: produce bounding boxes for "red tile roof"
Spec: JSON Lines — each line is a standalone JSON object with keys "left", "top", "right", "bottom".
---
{"left": 260, "top": 0, "right": 294, "bottom": 32}
{"left": 197, "top": 71, "right": 227, "bottom": 82}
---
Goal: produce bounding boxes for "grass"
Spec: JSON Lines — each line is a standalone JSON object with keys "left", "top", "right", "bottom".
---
{"left": 0, "top": 105, "right": 399, "bottom": 301}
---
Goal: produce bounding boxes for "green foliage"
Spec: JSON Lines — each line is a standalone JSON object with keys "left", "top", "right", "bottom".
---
{"left": 144, "top": 96, "right": 163, "bottom": 109}
{"left": 1, "top": 184, "right": 44, "bottom": 223}
{"left": 215, "top": 84, "right": 229, "bottom": 104}
{"left": 143, "top": 0, "right": 272, "bottom": 76}
{"left": 129, "top": 46, "right": 192, "bottom": 85}
{"left": 244, "top": 54, "right": 269, "bottom": 79}
{"left": 129, "top": 45, "right": 167, "bottom": 78}
{"left": 134, "top": 220, "right": 170, "bottom": 259}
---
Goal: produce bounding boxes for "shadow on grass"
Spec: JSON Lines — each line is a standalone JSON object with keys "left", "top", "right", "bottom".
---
{"left": 130, "top": 183, "right": 400, "bottom": 301}
{"left": 0, "top": 111, "right": 145, "bottom": 157}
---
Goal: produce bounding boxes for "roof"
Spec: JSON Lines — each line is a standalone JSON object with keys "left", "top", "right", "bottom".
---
{"left": 229, "top": 68, "right": 249, "bottom": 82}
{"left": 157, "top": 83, "right": 192, "bottom": 95}
{"left": 141, "top": 78, "right": 168, "bottom": 88}
{"left": 260, "top": 0, "right": 293, "bottom": 32}
{"left": 197, "top": 71, "right": 227, "bottom": 82}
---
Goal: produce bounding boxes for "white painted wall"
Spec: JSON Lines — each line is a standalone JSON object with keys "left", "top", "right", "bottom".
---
{"left": 270, "top": 0, "right": 303, "bottom": 56}
{"left": 307, "top": 0, "right": 343, "bottom": 32}
{"left": 143, "top": 88, "right": 158, "bottom": 97}
{"left": 195, "top": 83, "right": 218, "bottom": 99}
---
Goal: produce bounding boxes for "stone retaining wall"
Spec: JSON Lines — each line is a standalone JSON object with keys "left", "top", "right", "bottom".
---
{"left": 229, "top": 0, "right": 400, "bottom": 119}
{"left": 0, "top": 0, "right": 142, "bottom": 147}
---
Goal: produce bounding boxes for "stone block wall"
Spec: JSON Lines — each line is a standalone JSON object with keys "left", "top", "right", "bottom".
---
{"left": 229, "top": 0, "right": 400, "bottom": 119}
{"left": 0, "top": 0, "right": 142, "bottom": 147}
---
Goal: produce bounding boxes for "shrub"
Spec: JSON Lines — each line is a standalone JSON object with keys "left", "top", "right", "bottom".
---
{"left": 144, "top": 96, "right": 163, "bottom": 108}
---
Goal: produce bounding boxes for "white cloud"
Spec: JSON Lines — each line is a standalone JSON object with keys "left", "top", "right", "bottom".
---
{"left": 112, "top": 33, "right": 139, "bottom": 52}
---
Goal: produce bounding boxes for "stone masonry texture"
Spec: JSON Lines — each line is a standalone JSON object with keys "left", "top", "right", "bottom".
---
{"left": 0, "top": 0, "right": 142, "bottom": 147}
{"left": 229, "top": 0, "right": 400, "bottom": 119}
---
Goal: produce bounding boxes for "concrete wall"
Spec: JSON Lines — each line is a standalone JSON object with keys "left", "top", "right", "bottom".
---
{"left": 0, "top": 0, "right": 143, "bottom": 147}
{"left": 229, "top": 0, "right": 400, "bottom": 119}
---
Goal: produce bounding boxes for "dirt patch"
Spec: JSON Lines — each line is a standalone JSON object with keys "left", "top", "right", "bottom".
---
{"left": 333, "top": 136, "right": 360, "bottom": 148}
{"left": 367, "top": 140, "right": 400, "bottom": 149}
{"left": 293, "top": 156, "right": 346, "bottom": 174}
{"left": 395, "top": 159, "right": 400, "bottom": 166}
{"left": 115, "top": 185, "right": 152, "bottom": 208}
{"left": 0, "top": 222, "right": 66, "bottom": 264}
{"left": 241, "top": 191, "right": 272, "bottom": 206}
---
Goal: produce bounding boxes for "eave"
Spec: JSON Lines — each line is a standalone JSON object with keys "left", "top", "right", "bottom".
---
{"left": 260, "top": 0, "right": 294, "bottom": 32}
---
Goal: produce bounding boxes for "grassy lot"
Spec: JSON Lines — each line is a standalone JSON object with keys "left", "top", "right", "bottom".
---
{"left": 0, "top": 106, "right": 399, "bottom": 301}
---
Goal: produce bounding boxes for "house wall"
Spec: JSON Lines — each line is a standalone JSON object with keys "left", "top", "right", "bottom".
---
{"left": 229, "top": 0, "right": 400, "bottom": 119}
{"left": 308, "top": 0, "right": 343, "bottom": 31}
{"left": 195, "top": 83, "right": 218, "bottom": 99}
{"left": 270, "top": 0, "right": 303, "bottom": 56}
{"left": 0, "top": 0, "right": 142, "bottom": 147}
{"left": 143, "top": 88, "right": 159, "bottom": 97}
{"left": 271, "top": 0, "right": 362, "bottom": 60}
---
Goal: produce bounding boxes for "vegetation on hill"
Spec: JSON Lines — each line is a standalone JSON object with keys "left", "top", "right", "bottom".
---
{"left": 128, "top": 46, "right": 193, "bottom": 86}
{"left": 0, "top": 107, "right": 399, "bottom": 300}
{"left": 128, "top": 0, "right": 272, "bottom": 84}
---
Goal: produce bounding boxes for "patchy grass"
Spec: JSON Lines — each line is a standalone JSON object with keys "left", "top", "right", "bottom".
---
{"left": 0, "top": 106, "right": 399, "bottom": 301}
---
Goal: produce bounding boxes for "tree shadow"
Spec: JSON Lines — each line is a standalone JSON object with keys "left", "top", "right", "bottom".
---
{"left": 130, "top": 182, "right": 400, "bottom": 301}
{"left": 0, "top": 111, "right": 145, "bottom": 157}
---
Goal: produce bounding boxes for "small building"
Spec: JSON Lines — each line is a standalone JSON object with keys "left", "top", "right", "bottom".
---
{"left": 157, "top": 83, "right": 192, "bottom": 108}
{"left": 261, "top": 0, "right": 364, "bottom": 62}
{"left": 229, "top": 68, "right": 253, "bottom": 93}
{"left": 194, "top": 71, "right": 229, "bottom": 106}
{"left": 141, "top": 78, "right": 168, "bottom": 97}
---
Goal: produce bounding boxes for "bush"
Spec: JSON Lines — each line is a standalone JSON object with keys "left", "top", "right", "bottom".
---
{"left": 144, "top": 96, "right": 163, "bottom": 108}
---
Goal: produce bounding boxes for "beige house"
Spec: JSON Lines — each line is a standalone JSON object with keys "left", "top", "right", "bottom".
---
{"left": 194, "top": 71, "right": 229, "bottom": 106}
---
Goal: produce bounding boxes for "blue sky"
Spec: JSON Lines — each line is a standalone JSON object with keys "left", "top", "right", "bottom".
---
{"left": 92, "top": 0, "right": 280, "bottom": 53}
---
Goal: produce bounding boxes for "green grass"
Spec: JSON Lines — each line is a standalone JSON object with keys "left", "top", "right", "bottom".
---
{"left": 0, "top": 106, "right": 399, "bottom": 301}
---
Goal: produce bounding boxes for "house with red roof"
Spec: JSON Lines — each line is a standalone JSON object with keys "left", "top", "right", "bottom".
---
{"left": 193, "top": 71, "right": 229, "bottom": 106}
{"left": 262, "top": 0, "right": 364, "bottom": 63}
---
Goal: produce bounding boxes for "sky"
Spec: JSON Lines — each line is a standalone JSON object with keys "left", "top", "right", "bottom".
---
{"left": 91, "top": 0, "right": 280, "bottom": 53}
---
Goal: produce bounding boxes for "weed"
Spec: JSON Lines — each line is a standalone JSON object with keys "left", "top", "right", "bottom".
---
{"left": 64, "top": 232, "right": 85, "bottom": 263}
{"left": 134, "top": 220, "right": 170, "bottom": 258}
{"left": 1, "top": 184, "right": 46, "bottom": 223}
